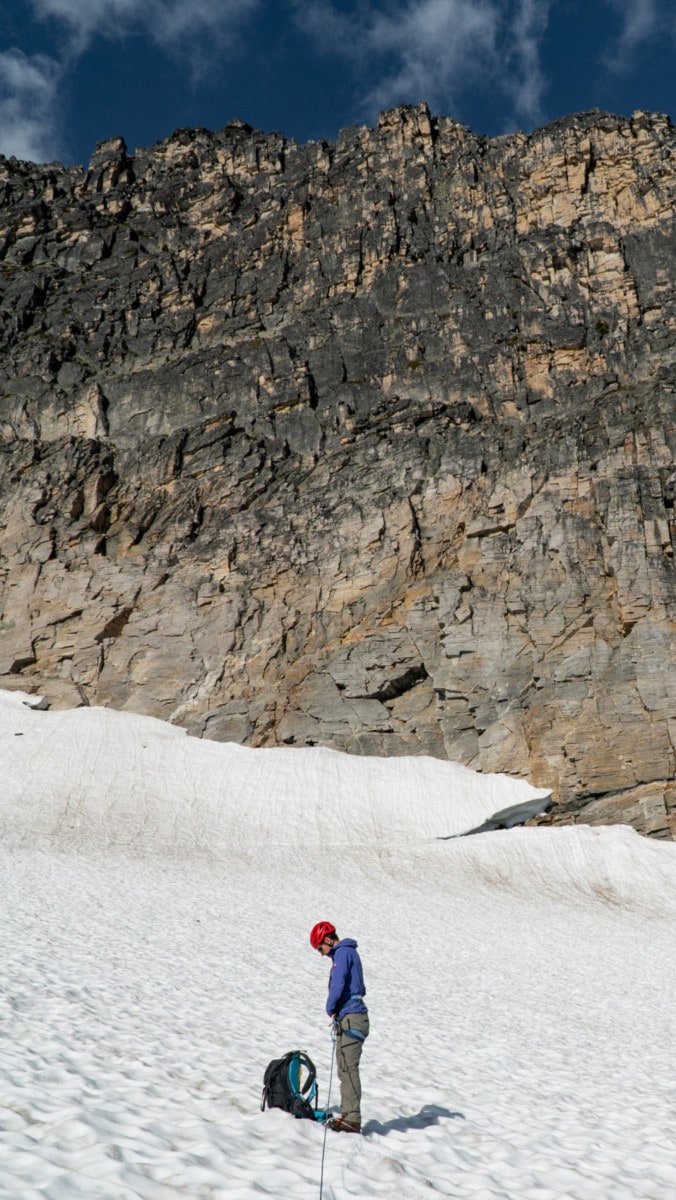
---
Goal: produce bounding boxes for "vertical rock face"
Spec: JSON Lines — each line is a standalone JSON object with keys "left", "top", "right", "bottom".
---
{"left": 0, "top": 104, "right": 674, "bottom": 836}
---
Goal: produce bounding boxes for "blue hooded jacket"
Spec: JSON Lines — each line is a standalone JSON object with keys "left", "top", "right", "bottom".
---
{"left": 326, "top": 938, "right": 368, "bottom": 1020}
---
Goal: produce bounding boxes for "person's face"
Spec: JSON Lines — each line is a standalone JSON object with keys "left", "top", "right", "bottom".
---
{"left": 317, "top": 938, "right": 333, "bottom": 956}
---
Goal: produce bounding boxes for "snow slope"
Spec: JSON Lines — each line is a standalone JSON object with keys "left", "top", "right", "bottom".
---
{"left": 1, "top": 688, "right": 553, "bottom": 852}
{"left": 1, "top": 689, "right": 675, "bottom": 1199}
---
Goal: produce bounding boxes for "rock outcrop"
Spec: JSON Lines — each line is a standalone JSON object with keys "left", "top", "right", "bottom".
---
{"left": 0, "top": 103, "right": 674, "bottom": 836}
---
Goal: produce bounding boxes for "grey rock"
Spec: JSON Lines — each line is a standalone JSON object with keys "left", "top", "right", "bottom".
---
{"left": 0, "top": 103, "right": 674, "bottom": 836}
{"left": 441, "top": 795, "right": 554, "bottom": 838}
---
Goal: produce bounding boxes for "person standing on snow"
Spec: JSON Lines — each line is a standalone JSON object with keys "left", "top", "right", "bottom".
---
{"left": 310, "top": 921, "right": 369, "bottom": 1134}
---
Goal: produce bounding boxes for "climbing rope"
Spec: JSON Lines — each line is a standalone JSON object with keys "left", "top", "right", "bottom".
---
{"left": 318, "top": 1027, "right": 337, "bottom": 1200}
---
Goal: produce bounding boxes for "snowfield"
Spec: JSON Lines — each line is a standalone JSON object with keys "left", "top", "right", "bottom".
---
{"left": 1, "top": 688, "right": 675, "bottom": 1199}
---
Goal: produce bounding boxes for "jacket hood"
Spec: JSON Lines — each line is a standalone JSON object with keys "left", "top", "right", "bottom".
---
{"left": 328, "top": 936, "right": 357, "bottom": 959}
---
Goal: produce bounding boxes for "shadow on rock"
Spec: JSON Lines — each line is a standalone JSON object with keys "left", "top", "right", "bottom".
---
{"left": 362, "top": 1104, "right": 464, "bottom": 1136}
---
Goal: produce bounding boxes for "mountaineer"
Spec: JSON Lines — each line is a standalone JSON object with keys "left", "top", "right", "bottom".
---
{"left": 310, "top": 921, "right": 369, "bottom": 1133}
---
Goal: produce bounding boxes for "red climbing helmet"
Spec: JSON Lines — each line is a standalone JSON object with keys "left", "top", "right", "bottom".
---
{"left": 310, "top": 921, "right": 336, "bottom": 949}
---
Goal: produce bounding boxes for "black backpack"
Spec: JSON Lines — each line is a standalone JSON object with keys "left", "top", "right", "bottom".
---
{"left": 261, "top": 1050, "right": 323, "bottom": 1121}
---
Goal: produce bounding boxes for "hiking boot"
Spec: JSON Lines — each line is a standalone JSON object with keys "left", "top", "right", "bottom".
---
{"left": 328, "top": 1116, "right": 361, "bottom": 1134}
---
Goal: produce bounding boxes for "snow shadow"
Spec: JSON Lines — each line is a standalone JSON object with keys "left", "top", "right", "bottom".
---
{"left": 363, "top": 1104, "right": 464, "bottom": 1136}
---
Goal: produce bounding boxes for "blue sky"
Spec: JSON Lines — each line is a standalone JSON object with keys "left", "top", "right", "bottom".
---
{"left": 1, "top": 1, "right": 674, "bottom": 166}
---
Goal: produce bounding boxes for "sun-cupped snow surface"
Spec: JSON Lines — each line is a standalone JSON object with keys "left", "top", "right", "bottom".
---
{"left": 1, "top": 689, "right": 675, "bottom": 1199}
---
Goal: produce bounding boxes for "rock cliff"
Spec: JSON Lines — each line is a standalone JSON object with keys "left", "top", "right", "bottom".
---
{"left": 0, "top": 103, "right": 674, "bottom": 837}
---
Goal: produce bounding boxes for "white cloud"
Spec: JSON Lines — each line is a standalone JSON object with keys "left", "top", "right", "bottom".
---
{"left": 0, "top": 49, "right": 63, "bottom": 162}
{"left": 31, "top": 0, "right": 261, "bottom": 59}
{"left": 300, "top": 0, "right": 499, "bottom": 113}
{"left": 296, "top": 0, "right": 552, "bottom": 130}
{"left": 602, "top": 0, "right": 659, "bottom": 72}
{"left": 0, "top": 0, "right": 261, "bottom": 164}
{"left": 505, "top": 0, "right": 551, "bottom": 126}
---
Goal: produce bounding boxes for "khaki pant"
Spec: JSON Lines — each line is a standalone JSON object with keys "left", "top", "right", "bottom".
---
{"left": 335, "top": 1012, "right": 369, "bottom": 1124}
